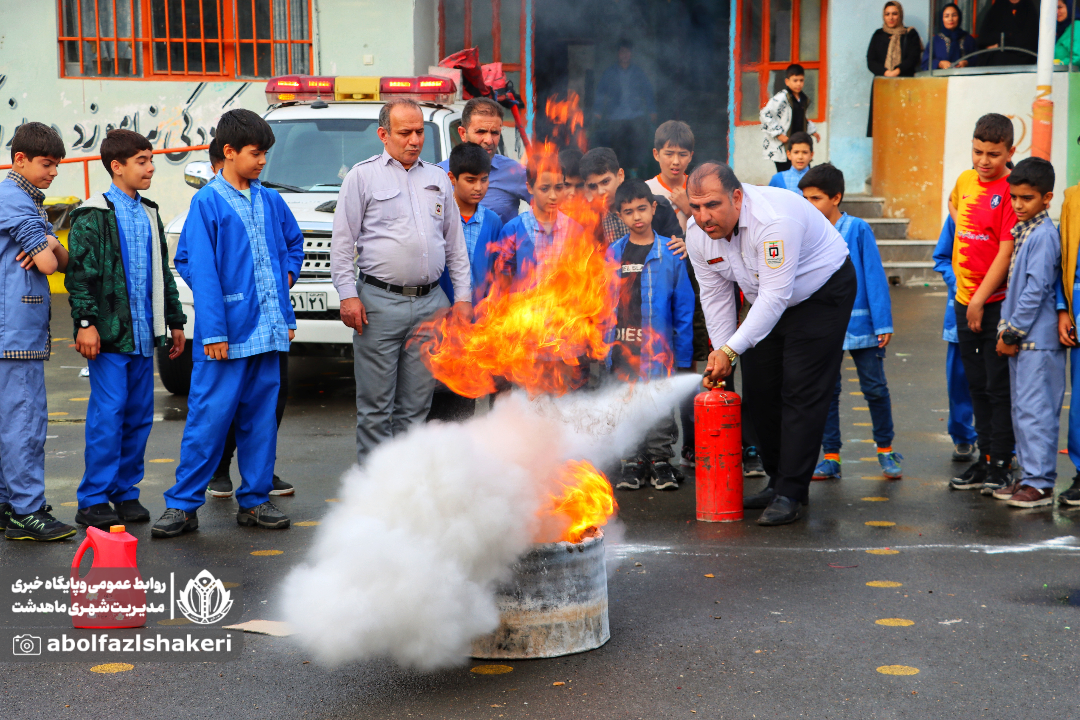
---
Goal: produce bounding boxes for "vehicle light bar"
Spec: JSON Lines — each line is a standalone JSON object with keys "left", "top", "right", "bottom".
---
{"left": 265, "top": 75, "right": 335, "bottom": 104}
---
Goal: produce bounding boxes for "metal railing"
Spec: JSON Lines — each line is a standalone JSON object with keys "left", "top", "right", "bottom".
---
{"left": 925, "top": 3, "right": 1075, "bottom": 74}
{"left": 0, "top": 144, "right": 209, "bottom": 199}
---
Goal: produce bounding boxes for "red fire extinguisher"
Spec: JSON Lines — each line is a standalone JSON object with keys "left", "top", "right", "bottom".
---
{"left": 694, "top": 385, "right": 743, "bottom": 522}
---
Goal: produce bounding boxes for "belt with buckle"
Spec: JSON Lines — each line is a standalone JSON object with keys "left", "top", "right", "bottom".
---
{"left": 363, "top": 276, "right": 438, "bottom": 297}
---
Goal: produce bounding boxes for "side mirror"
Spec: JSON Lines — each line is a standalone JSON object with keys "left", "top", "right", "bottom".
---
{"left": 184, "top": 161, "right": 215, "bottom": 190}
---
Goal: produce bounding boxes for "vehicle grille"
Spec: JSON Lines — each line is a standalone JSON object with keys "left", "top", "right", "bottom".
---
{"left": 301, "top": 231, "right": 333, "bottom": 278}
{"left": 292, "top": 309, "right": 341, "bottom": 321}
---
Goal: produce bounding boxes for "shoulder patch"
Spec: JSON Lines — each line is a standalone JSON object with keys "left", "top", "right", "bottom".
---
{"left": 763, "top": 239, "right": 784, "bottom": 269}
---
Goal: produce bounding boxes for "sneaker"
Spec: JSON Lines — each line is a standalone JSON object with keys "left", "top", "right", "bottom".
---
{"left": 0, "top": 503, "right": 10, "bottom": 530}
{"left": 616, "top": 457, "right": 649, "bottom": 490}
{"left": 207, "top": 472, "right": 234, "bottom": 499}
{"left": 680, "top": 445, "right": 696, "bottom": 468}
{"left": 5, "top": 507, "right": 77, "bottom": 541}
{"left": 812, "top": 458, "right": 841, "bottom": 480}
{"left": 237, "top": 501, "right": 290, "bottom": 529}
{"left": 75, "top": 503, "right": 120, "bottom": 530}
{"left": 1006, "top": 484, "right": 1054, "bottom": 508}
{"left": 1058, "top": 474, "right": 1080, "bottom": 506}
{"left": 949, "top": 455, "right": 989, "bottom": 490}
{"left": 878, "top": 452, "right": 903, "bottom": 480}
{"left": 743, "top": 447, "right": 766, "bottom": 478}
{"left": 269, "top": 475, "right": 294, "bottom": 496}
{"left": 113, "top": 499, "right": 151, "bottom": 522}
{"left": 992, "top": 481, "right": 1023, "bottom": 501}
{"left": 650, "top": 461, "right": 682, "bottom": 491}
{"left": 151, "top": 508, "right": 198, "bottom": 538}
{"left": 952, "top": 443, "right": 977, "bottom": 462}
{"left": 980, "top": 458, "right": 1013, "bottom": 496}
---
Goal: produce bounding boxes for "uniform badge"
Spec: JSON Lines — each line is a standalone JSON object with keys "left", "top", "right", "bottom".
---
{"left": 991, "top": 195, "right": 1001, "bottom": 209}
{"left": 707, "top": 256, "right": 725, "bottom": 265}
{"left": 435, "top": 202, "right": 444, "bottom": 217}
{"left": 764, "top": 240, "right": 784, "bottom": 269}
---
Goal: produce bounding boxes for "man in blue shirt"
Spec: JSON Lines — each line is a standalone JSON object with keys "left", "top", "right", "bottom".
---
{"left": 594, "top": 40, "right": 657, "bottom": 178}
{"left": 153, "top": 110, "right": 304, "bottom": 538}
{"left": 438, "top": 97, "right": 530, "bottom": 224}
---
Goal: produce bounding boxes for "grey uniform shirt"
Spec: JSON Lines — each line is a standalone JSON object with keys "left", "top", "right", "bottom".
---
{"left": 330, "top": 150, "right": 472, "bottom": 303}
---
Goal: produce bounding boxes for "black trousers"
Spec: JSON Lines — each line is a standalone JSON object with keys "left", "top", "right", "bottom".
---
{"left": 217, "top": 352, "right": 289, "bottom": 475}
{"left": 954, "top": 299, "right": 1014, "bottom": 459}
{"left": 741, "top": 258, "right": 857, "bottom": 501}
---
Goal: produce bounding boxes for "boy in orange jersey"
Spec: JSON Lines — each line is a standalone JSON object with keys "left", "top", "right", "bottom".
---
{"left": 947, "top": 114, "right": 1018, "bottom": 494}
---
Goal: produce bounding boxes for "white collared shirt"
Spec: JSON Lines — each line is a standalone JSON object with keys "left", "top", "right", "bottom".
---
{"left": 686, "top": 183, "right": 849, "bottom": 355}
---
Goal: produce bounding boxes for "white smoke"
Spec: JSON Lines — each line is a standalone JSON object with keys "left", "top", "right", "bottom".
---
{"left": 280, "top": 374, "right": 701, "bottom": 669}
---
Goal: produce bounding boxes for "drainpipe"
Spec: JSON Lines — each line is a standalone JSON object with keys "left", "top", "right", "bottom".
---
{"left": 1032, "top": 0, "right": 1058, "bottom": 160}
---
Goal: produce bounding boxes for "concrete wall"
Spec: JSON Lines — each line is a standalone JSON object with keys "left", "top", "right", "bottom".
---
{"left": 731, "top": 0, "right": 933, "bottom": 192}
{"left": 0, "top": 0, "right": 435, "bottom": 223}
{"left": 872, "top": 71, "right": 1079, "bottom": 236}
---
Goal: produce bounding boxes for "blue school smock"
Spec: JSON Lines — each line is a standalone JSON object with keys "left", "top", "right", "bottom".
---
{"left": 835, "top": 213, "right": 893, "bottom": 350}
{"left": 0, "top": 175, "right": 53, "bottom": 359}
{"left": 768, "top": 166, "right": 809, "bottom": 193}
{"left": 174, "top": 176, "right": 304, "bottom": 359}
{"left": 438, "top": 203, "right": 504, "bottom": 304}
{"left": 1002, "top": 217, "right": 1062, "bottom": 348}
{"left": 605, "top": 231, "right": 695, "bottom": 378}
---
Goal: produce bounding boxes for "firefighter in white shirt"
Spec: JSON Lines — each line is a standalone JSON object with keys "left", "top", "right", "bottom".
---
{"left": 687, "top": 162, "right": 856, "bottom": 526}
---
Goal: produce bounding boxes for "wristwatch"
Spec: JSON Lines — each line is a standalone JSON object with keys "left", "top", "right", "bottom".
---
{"left": 79, "top": 319, "right": 92, "bottom": 329}
{"left": 720, "top": 344, "right": 739, "bottom": 368}
{"left": 1001, "top": 330, "right": 1020, "bottom": 346}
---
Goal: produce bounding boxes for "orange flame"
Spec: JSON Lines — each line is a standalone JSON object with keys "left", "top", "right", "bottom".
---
{"left": 418, "top": 141, "right": 619, "bottom": 398}
{"left": 546, "top": 460, "right": 617, "bottom": 543}
{"left": 544, "top": 93, "right": 587, "bottom": 152}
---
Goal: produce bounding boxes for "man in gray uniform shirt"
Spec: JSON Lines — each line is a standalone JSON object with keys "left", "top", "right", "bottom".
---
{"left": 330, "top": 98, "right": 473, "bottom": 464}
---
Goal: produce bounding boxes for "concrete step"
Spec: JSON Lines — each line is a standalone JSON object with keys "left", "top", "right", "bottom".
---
{"left": 881, "top": 259, "right": 943, "bottom": 287}
{"left": 877, "top": 239, "right": 936, "bottom": 263}
{"left": 864, "top": 217, "right": 909, "bottom": 240}
{"left": 840, "top": 195, "right": 885, "bottom": 219}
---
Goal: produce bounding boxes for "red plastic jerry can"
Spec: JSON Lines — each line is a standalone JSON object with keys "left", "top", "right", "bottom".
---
{"left": 70, "top": 525, "right": 147, "bottom": 629}
{"left": 694, "top": 387, "right": 744, "bottom": 522}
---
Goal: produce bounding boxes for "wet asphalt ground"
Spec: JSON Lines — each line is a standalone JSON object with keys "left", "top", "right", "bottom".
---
{"left": 3, "top": 287, "right": 1078, "bottom": 720}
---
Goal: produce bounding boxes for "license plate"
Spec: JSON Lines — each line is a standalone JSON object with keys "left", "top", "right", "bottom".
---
{"left": 289, "top": 291, "right": 327, "bottom": 312}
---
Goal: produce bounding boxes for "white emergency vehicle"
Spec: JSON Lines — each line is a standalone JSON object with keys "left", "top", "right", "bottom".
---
{"left": 159, "top": 74, "right": 476, "bottom": 393}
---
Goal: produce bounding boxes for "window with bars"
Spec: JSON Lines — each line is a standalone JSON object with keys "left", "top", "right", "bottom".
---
{"left": 439, "top": 0, "right": 525, "bottom": 104}
{"left": 58, "top": 0, "right": 313, "bottom": 80}
{"left": 735, "top": 0, "right": 828, "bottom": 125}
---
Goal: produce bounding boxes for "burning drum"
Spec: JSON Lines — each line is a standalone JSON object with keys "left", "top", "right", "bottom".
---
{"left": 471, "top": 531, "right": 609, "bottom": 659}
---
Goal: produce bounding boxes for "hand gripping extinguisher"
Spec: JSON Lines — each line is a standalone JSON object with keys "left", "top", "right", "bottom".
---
{"left": 694, "top": 385, "right": 743, "bottom": 522}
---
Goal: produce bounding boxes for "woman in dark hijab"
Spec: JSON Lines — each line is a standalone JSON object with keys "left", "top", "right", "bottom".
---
{"left": 921, "top": 3, "right": 978, "bottom": 70}
{"left": 866, "top": 1, "right": 922, "bottom": 136}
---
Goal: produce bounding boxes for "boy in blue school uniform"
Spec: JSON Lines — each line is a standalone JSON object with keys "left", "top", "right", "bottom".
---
{"left": 433, "top": 142, "right": 504, "bottom": 421}
{"left": 152, "top": 109, "right": 304, "bottom": 538}
{"left": 932, "top": 215, "right": 979, "bottom": 462}
{"left": 0, "top": 122, "right": 76, "bottom": 541}
{"left": 498, "top": 152, "right": 581, "bottom": 280}
{"left": 65, "top": 130, "right": 187, "bottom": 530}
{"left": 607, "top": 179, "right": 695, "bottom": 491}
{"left": 799, "top": 164, "right": 903, "bottom": 480}
{"left": 768, "top": 132, "right": 814, "bottom": 193}
{"left": 991, "top": 158, "right": 1066, "bottom": 508}
{"left": 438, "top": 141, "right": 504, "bottom": 305}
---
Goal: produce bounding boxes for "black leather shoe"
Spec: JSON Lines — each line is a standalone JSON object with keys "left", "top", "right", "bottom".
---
{"left": 113, "top": 499, "right": 151, "bottom": 523}
{"left": 75, "top": 503, "right": 120, "bottom": 530}
{"left": 743, "top": 486, "right": 776, "bottom": 509}
{"left": 756, "top": 495, "right": 802, "bottom": 526}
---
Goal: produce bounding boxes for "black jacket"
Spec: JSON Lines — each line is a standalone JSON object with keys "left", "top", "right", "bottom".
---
{"left": 977, "top": 0, "right": 1038, "bottom": 66}
{"left": 866, "top": 28, "right": 923, "bottom": 78}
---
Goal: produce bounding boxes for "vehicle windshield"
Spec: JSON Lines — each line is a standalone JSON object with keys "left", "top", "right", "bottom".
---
{"left": 263, "top": 118, "right": 441, "bottom": 192}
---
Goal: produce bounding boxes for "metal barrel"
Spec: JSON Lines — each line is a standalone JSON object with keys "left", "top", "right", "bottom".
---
{"left": 470, "top": 531, "right": 610, "bottom": 659}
